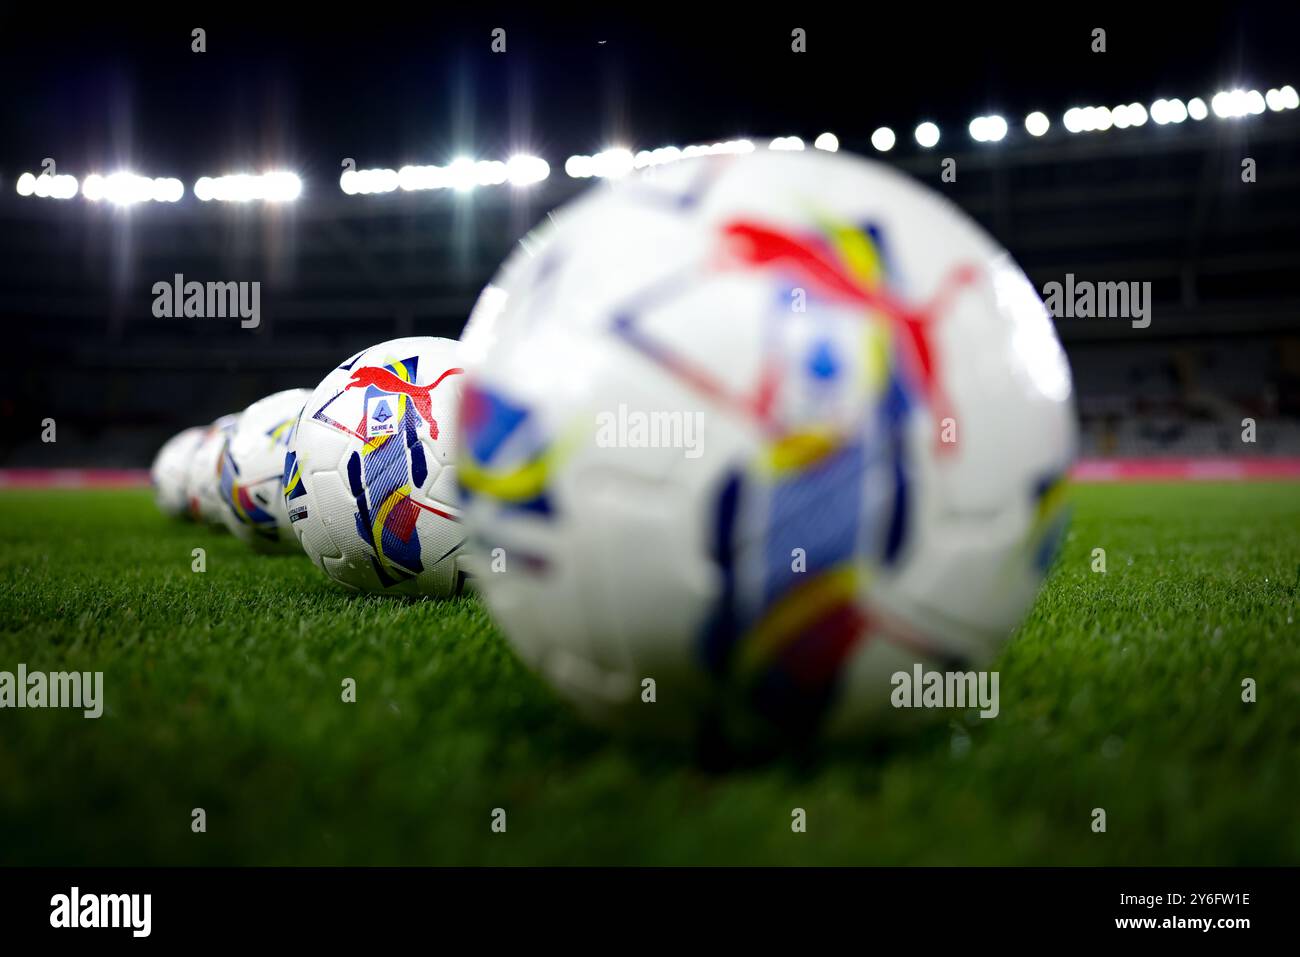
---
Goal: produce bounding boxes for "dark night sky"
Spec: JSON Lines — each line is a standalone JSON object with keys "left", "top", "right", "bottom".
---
{"left": 1, "top": 5, "right": 1296, "bottom": 179}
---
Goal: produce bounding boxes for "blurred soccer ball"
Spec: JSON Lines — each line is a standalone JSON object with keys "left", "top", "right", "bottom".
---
{"left": 459, "top": 150, "right": 1076, "bottom": 739}
{"left": 185, "top": 414, "right": 240, "bottom": 528}
{"left": 287, "top": 337, "right": 469, "bottom": 595}
{"left": 151, "top": 426, "right": 207, "bottom": 519}
{"left": 218, "top": 388, "right": 311, "bottom": 552}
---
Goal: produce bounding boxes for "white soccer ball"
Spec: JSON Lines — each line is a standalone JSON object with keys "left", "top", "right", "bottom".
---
{"left": 185, "top": 414, "right": 240, "bottom": 527}
{"left": 459, "top": 149, "right": 1076, "bottom": 740}
{"left": 217, "top": 388, "right": 311, "bottom": 552}
{"left": 151, "top": 426, "right": 207, "bottom": 519}
{"left": 287, "top": 336, "right": 470, "bottom": 595}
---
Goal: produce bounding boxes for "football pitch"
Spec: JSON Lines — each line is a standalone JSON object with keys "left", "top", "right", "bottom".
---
{"left": 0, "top": 482, "right": 1296, "bottom": 866}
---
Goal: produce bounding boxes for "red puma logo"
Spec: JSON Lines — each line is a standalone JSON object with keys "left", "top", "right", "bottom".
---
{"left": 721, "top": 220, "right": 979, "bottom": 451}
{"left": 346, "top": 366, "right": 463, "bottom": 440}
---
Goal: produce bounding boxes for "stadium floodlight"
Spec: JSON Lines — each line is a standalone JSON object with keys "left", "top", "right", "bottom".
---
{"left": 1187, "top": 96, "right": 1209, "bottom": 120}
{"left": 590, "top": 147, "right": 635, "bottom": 179}
{"left": 396, "top": 165, "right": 442, "bottom": 192}
{"left": 1152, "top": 98, "right": 1189, "bottom": 124}
{"left": 506, "top": 154, "right": 549, "bottom": 186}
{"left": 654, "top": 146, "right": 680, "bottom": 164}
{"left": 356, "top": 167, "right": 395, "bottom": 195}
{"left": 969, "top": 114, "right": 1008, "bottom": 142}
{"left": 565, "top": 155, "right": 593, "bottom": 178}
{"left": 568, "top": 139, "right": 752, "bottom": 179}
{"left": 367, "top": 170, "right": 390, "bottom": 194}
{"left": 82, "top": 172, "right": 183, "bottom": 205}
{"left": 475, "top": 160, "right": 509, "bottom": 187}
{"left": 1064, "top": 104, "right": 1155, "bottom": 134}
{"left": 156, "top": 177, "right": 185, "bottom": 202}
{"left": 264, "top": 171, "right": 302, "bottom": 201}
{"left": 15, "top": 172, "right": 37, "bottom": 196}
{"left": 704, "top": 139, "right": 751, "bottom": 157}
{"left": 628, "top": 139, "right": 752, "bottom": 171}
{"left": 635, "top": 144, "right": 682, "bottom": 168}
{"left": 768, "top": 136, "right": 805, "bottom": 151}
{"left": 1281, "top": 85, "right": 1300, "bottom": 109}
{"left": 426, "top": 166, "right": 452, "bottom": 189}
{"left": 103, "top": 173, "right": 152, "bottom": 205}
{"left": 356, "top": 154, "right": 554, "bottom": 192}
{"left": 29, "top": 172, "right": 79, "bottom": 199}
{"left": 196, "top": 170, "right": 302, "bottom": 202}
{"left": 1211, "top": 89, "right": 1263, "bottom": 119}
{"left": 225, "top": 174, "right": 256, "bottom": 201}
{"left": 914, "top": 122, "right": 940, "bottom": 148}
{"left": 396, "top": 166, "right": 420, "bottom": 191}
{"left": 813, "top": 132, "right": 839, "bottom": 152}
{"left": 447, "top": 157, "right": 479, "bottom": 192}
{"left": 870, "top": 127, "right": 895, "bottom": 152}
{"left": 1025, "top": 111, "right": 1050, "bottom": 136}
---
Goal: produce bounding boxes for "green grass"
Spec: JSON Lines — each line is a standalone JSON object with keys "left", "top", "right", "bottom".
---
{"left": 0, "top": 482, "right": 1297, "bottom": 865}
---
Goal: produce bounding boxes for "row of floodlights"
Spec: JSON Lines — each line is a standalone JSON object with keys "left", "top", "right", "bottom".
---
{"left": 13, "top": 159, "right": 547, "bottom": 203}
{"left": 563, "top": 135, "right": 860, "bottom": 181}
{"left": 13, "top": 170, "right": 301, "bottom": 204}
{"left": 340, "top": 155, "right": 550, "bottom": 195}
{"left": 565, "top": 86, "right": 1299, "bottom": 172}
{"left": 13, "top": 86, "right": 1298, "bottom": 201}
{"left": 564, "top": 139, "right": 760, "bottom": 179}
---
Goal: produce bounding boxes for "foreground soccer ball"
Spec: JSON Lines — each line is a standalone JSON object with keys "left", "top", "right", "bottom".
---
{"left": 185, "top": 414, "right": 240, "bottom": 527}
{"left": 287, "top": 337, "right": 469, "bottom": 595}
{"left": 151, "top": 426, "right": 207, "bottom": 519}
{"left": 218, "top": 388, "right": 311, "bottom": 552}
{"left": 459, "top": 149, "right": 1076, "bottom": 740}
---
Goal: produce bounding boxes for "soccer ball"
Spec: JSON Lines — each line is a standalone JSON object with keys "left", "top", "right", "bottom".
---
{"left": 185, "top": 414, "right": 240, "bottom": 527}
{"left": 218, "top": 388, "right": 311, "bottom": 552}
{"left": 286, "top": 336, "right": 470, "bottom": 595}
{"left": 151, "top": 426, "right": 207, "bottom": 519}
{"left": 458, "top": 149, "right": 1076, "bottom": 740}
